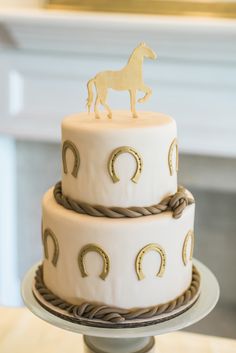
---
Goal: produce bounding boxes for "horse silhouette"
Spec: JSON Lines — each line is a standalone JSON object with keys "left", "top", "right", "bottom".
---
{"left": 86, "top": 43, "right": 157, "bottom": 119}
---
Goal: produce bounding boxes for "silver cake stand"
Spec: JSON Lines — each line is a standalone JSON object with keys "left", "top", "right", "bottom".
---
{"left": 21, "top": 259, "right": 219, "bottom": 353}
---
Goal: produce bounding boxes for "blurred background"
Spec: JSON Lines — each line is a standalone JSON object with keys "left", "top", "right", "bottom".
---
{"left": 0, "top": 0, "right": 235, "bottom": 339}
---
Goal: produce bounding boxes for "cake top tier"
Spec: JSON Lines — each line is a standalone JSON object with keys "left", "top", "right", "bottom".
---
{"left": 63, "top": 111, "right": 173, "bottom": 130}
{"left": 61, "top": 111, "right": 178, "bottom": 208}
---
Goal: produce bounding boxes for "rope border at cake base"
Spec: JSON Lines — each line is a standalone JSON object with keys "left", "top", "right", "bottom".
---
{"left": 34, "top": 265, "right": 200, "bottom": 324}
{"left": 53, "top": 182, "right": 194, "bottom": 219}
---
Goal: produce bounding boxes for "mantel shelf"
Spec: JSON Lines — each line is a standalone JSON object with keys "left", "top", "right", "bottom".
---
{"left": 0, "top": 9, "right": 236, "bottom": 62}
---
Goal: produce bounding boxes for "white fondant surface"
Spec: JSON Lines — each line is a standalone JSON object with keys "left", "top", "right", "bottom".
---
{"left": 61, "top": 111, "right": 177, "bottom": 207}
{"left": 42, "top": 188, "right": 195, "bottom": 309}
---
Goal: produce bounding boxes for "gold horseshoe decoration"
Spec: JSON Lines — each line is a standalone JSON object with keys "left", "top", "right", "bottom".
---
{"left": 43, "top": 228, "right": 59, "bottom": 267}
{"left": 108, "top": 146, "right": 143, "bottom": 183}
{"left": 182, "top": 230, "right": 194, "bottom": 266}
{"left": 135, "top": 243, "right": 166, "bottom": 281}
{"left": 78, "top": 244, "right": 110, "bottom": 281}
{"left": 62, "top": 140, "right": 80, "bottom": 178}
{"left": 168, "top": 138, "right": 179, "bottom": 176}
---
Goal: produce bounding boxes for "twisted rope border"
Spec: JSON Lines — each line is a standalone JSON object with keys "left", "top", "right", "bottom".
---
{"left": 34, "top": 265, "right": 200, "bottom": 324}
{"left": 54, "top": 182, "right": 194, "bottom": 219}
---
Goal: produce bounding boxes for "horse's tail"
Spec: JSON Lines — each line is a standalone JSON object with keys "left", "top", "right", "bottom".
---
{"left": 86, "top": 78, "right": 95, "bottom": 113}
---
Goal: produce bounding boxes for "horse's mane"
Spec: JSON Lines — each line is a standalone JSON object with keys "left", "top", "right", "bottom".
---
{"left": 127, "top": 46, "right": 140, "bottom": 65}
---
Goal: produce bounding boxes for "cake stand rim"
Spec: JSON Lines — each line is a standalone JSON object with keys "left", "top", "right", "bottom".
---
{"left": 21, "top": 259, "right": 219, "bottom": 338}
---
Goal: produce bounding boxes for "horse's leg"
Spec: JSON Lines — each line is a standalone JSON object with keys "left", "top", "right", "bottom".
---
{"left": 100, "top": 89, "right": 112, "bottom": 119}
{"left": 104, "top": 102, "right": 112, "bottom": 119}
{"left": 129, "top": 89, "right": 138, "bottom": 118}
{"left": 138, "top": 84, "right": 152, "bottom": 103}
{"left": 94, "top": 96, "right": 101, "bottom": 119}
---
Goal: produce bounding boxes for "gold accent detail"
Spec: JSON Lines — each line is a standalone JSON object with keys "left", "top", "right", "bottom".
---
{"left": 46, "top": 1, "right": 236, "bottom": 19}
{"left": 108, "top": 146, "right": 143, "bottom": 184}
{"left": 78, "top": 244, "right": 110, "bottom": 280}
{"left": 168, "top": 138, "right": 179, "bottom": 176}
{"left": 43, "top": 228, "right": 59, "bottom": 267}
{"left": 135, "top": 243, "right": 166, "bottom": 281}
{"left": 86, "top": 43, "right": 156, "bottom": 119}
{"left": 182, "top": 230, "right": 194, "bottom": 266}
{"left": 62, "top": 140, "right": 80, "bottom": 178}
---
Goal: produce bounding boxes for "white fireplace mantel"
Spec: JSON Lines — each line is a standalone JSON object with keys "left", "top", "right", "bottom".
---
{"left": 0, "top": 9, "right": 236, "bottom": 158}
{"left": 0, "top": 9, "right": 235, "bottom": 59}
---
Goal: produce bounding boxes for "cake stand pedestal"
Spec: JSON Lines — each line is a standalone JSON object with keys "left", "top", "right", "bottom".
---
{"left": 21, "top": 260, "right": 219, "bottom": 353}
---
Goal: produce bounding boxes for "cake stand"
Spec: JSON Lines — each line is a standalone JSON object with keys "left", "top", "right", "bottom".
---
{"left": 21, "top": 259, "right": 219, "bottom": 353}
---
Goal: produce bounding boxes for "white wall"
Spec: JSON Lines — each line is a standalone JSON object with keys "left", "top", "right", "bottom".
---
{"left": 0, "top": 136, "right": 20, "bottom": 305}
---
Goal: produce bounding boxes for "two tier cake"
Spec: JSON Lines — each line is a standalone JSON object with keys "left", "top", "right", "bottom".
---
{"left": 34, "top": 44, "right": 200, "bottom": 327}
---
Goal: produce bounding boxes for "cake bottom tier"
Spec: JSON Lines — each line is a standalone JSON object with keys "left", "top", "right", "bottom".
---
{"left": 42, "top": 188, "right": 196, "bottom": 310}
{"left": 34, "top": 264, "right": 200, "bottom": 325}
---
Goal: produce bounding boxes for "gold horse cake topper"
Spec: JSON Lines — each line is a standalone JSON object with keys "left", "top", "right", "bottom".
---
{"left": 86, "top": 43, "right": 157, "bottom": 119}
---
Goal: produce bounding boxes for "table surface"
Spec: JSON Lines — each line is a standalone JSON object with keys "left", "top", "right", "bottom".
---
{"left": 0, "top": 307, "right": 236, "bottom": 353}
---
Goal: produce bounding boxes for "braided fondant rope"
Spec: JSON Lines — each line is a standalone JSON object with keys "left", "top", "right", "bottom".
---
{"left": 34, "top": 265, "right": 200, "bottom": 324}
{"left": 53, "top": 182, "right": 194, "bottom": 219}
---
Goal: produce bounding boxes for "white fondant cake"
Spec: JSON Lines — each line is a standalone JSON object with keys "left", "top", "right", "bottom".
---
{"left": 61, "top": 111, "right": 177, "bottom": 207}
{"left": 39, "top": 110, "right": 197, "bottom": 324}
{"left": 42, "top": 187, "right": 194, "bottom": 309}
